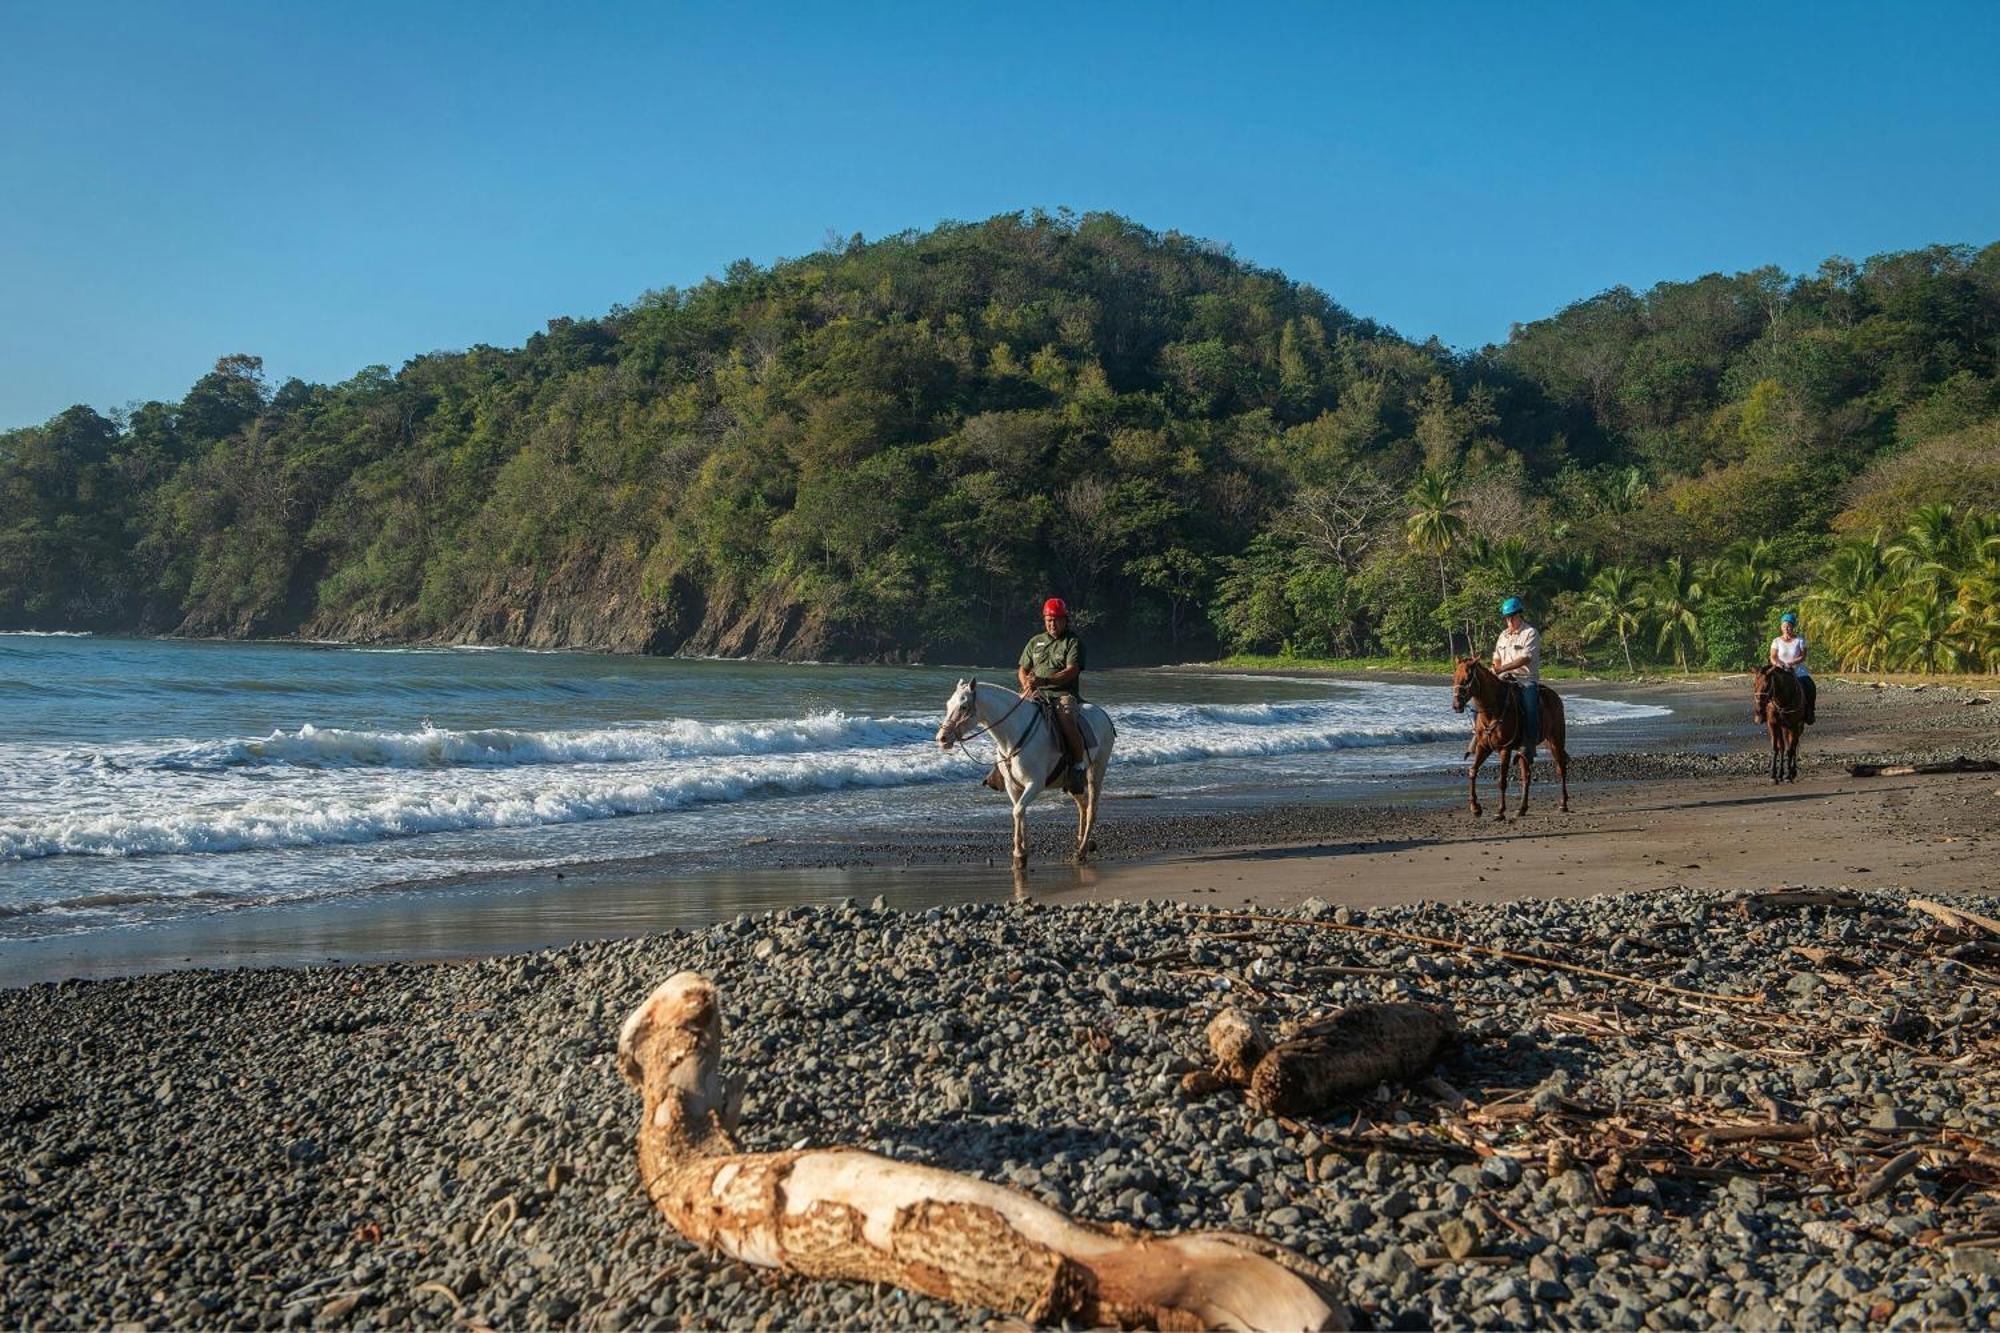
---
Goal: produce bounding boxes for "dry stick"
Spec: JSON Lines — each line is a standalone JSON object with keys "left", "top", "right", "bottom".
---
{"left": 1853, "top": 1148, "right": 1926, "bottom": 1204}
{"left": 1910, "top": 898, "right": 2000, "bottom": 939}
{"left": 1188, "top": 910, "right": 1765, "bottom": 1006}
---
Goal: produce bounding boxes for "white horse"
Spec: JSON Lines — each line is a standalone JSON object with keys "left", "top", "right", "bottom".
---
{"left": 935, "top": 679, "right": 1115, "bottom": 869}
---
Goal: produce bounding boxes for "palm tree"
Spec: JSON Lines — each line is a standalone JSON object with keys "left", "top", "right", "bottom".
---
{"left": 1405, "top": 468, "right": 1466, "bottom": 657}
{"left": 1803, "top": 532, "right": 1889, "bottom": 668}
{"left": 1580, "top": 565, "right": 1644, "bottom": 673}
{"left": 1957, "top": 531, "right": 2000, "bottom": 672}
{"left": 1845, "top": 584, "right": 1902, "bottom": 672}
{"left": 1892, "top": 586, "right": 1966, "bottom": 673}
{"left": 1887, "top": 503, "right": 1962, "bottom": 599}
{"left": 1647, "top": 556, "right": 1703, "bottom": 672}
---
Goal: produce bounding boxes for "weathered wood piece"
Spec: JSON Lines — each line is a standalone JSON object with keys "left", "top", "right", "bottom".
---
{"left": 1910, "top": 898, "right": 2000, "bottom": 939}
{"left": 1206, "top": 1009, "right": 1272, "bottom": 1084}
{"left": 621, "top": 972, "right": 1348, "bottom": 1332}
{"left": 1848, "top": 757, "right": 2000, "bottom": 777}
{"left": 1852, "top": 1147, "right": 1925, "bottom": 1203}
{"left": 1248, "top": 1004, "right": 1457, "bottom": 1117}
{"left": 1742, "top": 890, "right": 1868, "bottom": 913}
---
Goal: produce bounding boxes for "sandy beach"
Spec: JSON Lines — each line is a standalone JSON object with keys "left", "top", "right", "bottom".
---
{"left": 3, "top": 674, "right": 1998, "bottom": 1329}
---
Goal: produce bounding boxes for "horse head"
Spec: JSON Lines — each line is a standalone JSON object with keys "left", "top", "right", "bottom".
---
{"left": 1450, "top": 657, "right": 1481, "bottom": 714}
{"left": 935, "top": 678, "right": 977, "bottom": 750}
{"left": 1751, "top": 665, "right": 1791, "bottom": 724}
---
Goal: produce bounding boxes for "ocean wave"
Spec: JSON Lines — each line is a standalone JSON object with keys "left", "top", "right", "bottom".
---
{"left": 0, "top": 689, "right": 1670, "bottom": 864}
{"left": 129, "top": 711, "right": 928, "bottom": 771}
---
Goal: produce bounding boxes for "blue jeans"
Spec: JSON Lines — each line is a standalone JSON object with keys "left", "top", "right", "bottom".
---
{"left": 1516, "top": 681, "right": 1540, "bottom": 747}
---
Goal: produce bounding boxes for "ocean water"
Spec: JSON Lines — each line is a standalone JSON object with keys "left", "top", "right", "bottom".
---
{"left": 0, "top": 635, "right": 1669, "bottom": 943}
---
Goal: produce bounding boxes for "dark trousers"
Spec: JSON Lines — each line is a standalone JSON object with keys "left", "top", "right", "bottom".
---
{"left": 1800, "top": 675, "right": 1816, "bottom": 723}
{"left": 1516, "top": 680, "right": 1540, "bottom": 747}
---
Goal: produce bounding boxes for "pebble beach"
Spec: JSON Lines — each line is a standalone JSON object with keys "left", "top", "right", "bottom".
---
{"left": 4, "top": 884, "right": 1999, "bottom": 1329}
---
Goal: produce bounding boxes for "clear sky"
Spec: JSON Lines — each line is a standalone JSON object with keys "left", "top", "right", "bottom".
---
{"left": 3, "top": 1, "right": 1996, "bottom": 430}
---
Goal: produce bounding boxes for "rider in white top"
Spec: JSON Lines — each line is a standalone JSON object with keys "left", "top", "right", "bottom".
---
{"left": 1769, "top": 612, "right": 1815, "bottom": 724}
{"left": 1492, "top": 596, "right": 1541, "bottom": 742}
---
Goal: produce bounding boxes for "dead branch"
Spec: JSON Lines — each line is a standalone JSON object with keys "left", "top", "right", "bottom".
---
{"left": 1910, "top": 899, "right": 2000, "bottom": 939}
{"left": 1187, "top": 911, "right": 1764, "bottom": 1005}
{"left": 1847, "top": 757, "right": 2000, "bottom": 777}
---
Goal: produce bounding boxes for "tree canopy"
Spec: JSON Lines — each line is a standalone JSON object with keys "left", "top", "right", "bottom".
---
{"left": 3, "top": 212, "right": 1996, "bottom": 670}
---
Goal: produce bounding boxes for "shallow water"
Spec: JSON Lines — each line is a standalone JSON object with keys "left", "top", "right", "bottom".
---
{"left": 0, "top": 635, "right": 1668, "bottom": 955}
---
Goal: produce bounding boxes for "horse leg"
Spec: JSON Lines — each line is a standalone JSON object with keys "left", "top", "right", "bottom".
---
{"left": 1516, "top": 749, "right": 1533, "bottom": 818}
{"left": 1010, "top": 784, "right": 1034, "bottom": 869}
{"left": 1496, "top": 746, "right": 1512, "bottom": 819}
{"left": 1788, "top": 728, "right": 1800, "bottom": 782}
{"left": 1467, "top": 745, "right": 1490, "bottom": 817}
{"left": 1079, "top": 749, "right": 1109, "bottom": 858}
{"left": 1769, "top": 726, "right": 1782, "bottom": 784}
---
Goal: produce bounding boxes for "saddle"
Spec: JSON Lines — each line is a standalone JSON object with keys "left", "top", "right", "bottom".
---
{"left": 981, "top": 697, "right": 1096, "bottom": 794}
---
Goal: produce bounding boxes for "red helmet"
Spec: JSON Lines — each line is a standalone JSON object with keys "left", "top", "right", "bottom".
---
{"left": 1043, "top": 597, "right": 1069, "bottom": 617}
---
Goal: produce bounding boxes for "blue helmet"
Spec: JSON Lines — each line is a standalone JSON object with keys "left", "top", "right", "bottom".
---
{"left": 1780, "top": 612, "right": 1797, "bottom": 624}
{"left": 1500, "top": 597, "right": 1524, "bottom": 617}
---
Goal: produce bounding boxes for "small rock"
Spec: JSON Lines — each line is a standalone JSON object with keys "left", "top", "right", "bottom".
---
{"left": 1438, "top": 1216, "right": 1481, "bottom": 1260}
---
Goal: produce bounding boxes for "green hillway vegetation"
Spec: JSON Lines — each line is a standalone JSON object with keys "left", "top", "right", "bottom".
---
{"left": 2, "top": 210, "right": 1998, "bottom": 671}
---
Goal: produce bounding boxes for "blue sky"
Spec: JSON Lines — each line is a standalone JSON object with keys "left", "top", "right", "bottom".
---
{"left": 2, "top": 1, "right": 1996, "bottom": 429}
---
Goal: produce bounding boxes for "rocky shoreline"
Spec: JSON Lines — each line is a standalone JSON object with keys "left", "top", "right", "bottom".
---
{"left": 5, "top": 885, "right": 1998, "bottom": 1330}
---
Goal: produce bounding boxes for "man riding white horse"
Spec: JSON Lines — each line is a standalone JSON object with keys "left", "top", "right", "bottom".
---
{"left": 1019, "top": 597, "right": 1089, "bottom": 795}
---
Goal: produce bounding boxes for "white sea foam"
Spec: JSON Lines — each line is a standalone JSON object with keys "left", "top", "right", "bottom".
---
{"left": 131, "top": 710, "right": 921, "bottom": 771}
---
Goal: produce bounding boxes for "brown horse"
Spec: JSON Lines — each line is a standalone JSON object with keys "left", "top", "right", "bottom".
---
{"left": 1751, "top": 665, "right": 1805, "bottom": 783}
{"left": 1451, "top": 658, "right": 1571, "bottom": 819}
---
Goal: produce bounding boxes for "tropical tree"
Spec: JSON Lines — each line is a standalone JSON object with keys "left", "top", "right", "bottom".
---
{"left": 1646, "top": 556, "right": 1704, "bottom": 671}
{"left": 1404, "top": 468, "right": 1466, "bottom": 657}
{"left": 1579, "top": 565, "right": 1645, "bottom": 673}
{"left": 1893, "top": 586, "right": 1967, "bottom": 673}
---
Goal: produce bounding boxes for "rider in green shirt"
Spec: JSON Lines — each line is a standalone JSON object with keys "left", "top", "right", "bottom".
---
{"left": 1018, "top": 597, "right": 1088, "bottom": 788}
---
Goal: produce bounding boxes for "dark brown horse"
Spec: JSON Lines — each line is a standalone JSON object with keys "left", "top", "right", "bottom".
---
{"left": 1752, "top": 665, "right": 1805, "bottom": 783}
{"left": 1452, "top": 658, "right": 1571, "bottom": 819}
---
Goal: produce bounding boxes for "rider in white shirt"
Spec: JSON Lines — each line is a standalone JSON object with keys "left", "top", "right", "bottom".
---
{"left": 1769, "top": 612, "right": 1815, "bottom": 724}
{"left": 1492, "top": 596, "right": 1541, "bottom": 743}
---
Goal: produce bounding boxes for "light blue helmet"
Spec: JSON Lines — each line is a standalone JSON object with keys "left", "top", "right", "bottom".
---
{"left": 1780, "top": 612, "right": 1797, "bottom": 624}
{"left": 1500, "top": 597, "right": 1524, "bottom": 617}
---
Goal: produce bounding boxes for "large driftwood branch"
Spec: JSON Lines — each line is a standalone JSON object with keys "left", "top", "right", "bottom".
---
{"left": 620, "top": 972, "right": 1348, "bottom": 1332}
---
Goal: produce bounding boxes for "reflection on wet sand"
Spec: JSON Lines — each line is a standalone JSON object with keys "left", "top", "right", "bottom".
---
{"left": 0, "top": 860, "right": 1112, "bottom": 988}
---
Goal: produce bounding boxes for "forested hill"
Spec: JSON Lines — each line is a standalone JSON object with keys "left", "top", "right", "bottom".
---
{"left": 4, "top": 211, "right": 1998, "bottom": 670}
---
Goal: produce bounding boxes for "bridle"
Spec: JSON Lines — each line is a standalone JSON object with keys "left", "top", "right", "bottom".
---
{"left": 937, "top": 679, "right": 1038, "bottom": 761}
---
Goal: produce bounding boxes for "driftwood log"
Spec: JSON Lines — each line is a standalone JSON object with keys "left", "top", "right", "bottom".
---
{"left": 1196, "top": 1003, "right": 1456, "bottom": 1116}
{"left": 1249, "top": 1005, "right": 1457, "bottom": 1117}
{"left": 1847, "top": 756, "right": 2000, "bottom": 777}
{"left": 620, "top": 972, "right": 1348, "bottom": 1332}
